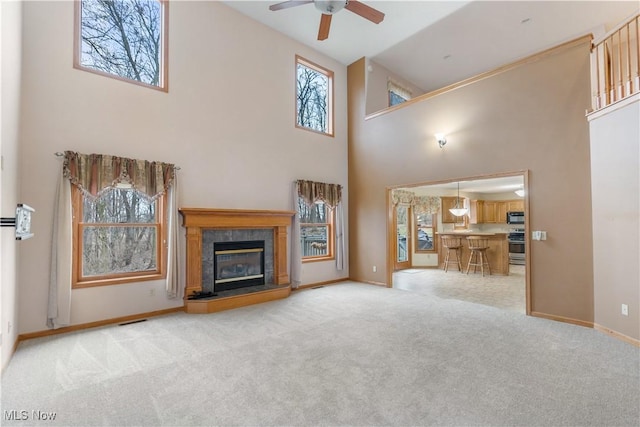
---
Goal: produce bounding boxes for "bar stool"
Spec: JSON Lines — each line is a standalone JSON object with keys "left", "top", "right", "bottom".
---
{"left": 466, "top": 236, "right": 491, "bottom": 276}
{"left": 441, "top": 236, "right": 463, "bottom": 272}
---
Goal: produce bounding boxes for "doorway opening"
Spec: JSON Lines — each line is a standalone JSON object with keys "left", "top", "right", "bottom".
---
{"left": 386, "top": 171, "right": 530, "bottom": 315}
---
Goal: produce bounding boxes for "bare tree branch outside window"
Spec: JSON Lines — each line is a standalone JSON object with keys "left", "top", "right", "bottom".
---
{"left": 79, "top": 0, "right": 163, "bottom": 87}
{"left": 296, "top": 61, "right": 330, "bottom": 134}
{"left": 299, "top": 199, "right": 332, "bottom": 258}
{"left": 81, "top": 188, "right": 158, "bottom": 277}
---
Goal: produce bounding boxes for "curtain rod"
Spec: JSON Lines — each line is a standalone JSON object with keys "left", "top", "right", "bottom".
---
{"left": 54, "top": 152, "right": 180, "bottom": 170}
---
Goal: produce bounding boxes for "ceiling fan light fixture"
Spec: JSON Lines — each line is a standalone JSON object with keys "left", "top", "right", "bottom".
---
{"left": 314, "top": 0, "right": 348, "bottom": 15}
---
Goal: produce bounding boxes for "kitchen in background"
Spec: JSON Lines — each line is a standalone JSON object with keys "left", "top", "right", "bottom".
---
{"left": 408, "top": 175, "right": 526, "bottom": 269}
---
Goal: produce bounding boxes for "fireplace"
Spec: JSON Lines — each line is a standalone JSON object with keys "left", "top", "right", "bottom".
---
{"left": 179, "top": 208, "right": 295, "bottom": 313}
{"left": 214, "top": 240, "right": 265, "bottom": 292}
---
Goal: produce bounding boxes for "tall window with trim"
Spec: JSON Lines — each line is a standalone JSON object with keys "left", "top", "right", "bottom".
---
{"left": 296, "top": 55, "right": 334, "bottom": 136}
{"left": 73, "top": 186, "right": 166, "bottom": 288}
{"left": 299, "top": 199, "right": 334, "bottom": 261}
{"left": 415, "top": 213, "right": 437, "bottom": 253}
{"left": 75, "top": 0, "right": 168, "bottom": 91}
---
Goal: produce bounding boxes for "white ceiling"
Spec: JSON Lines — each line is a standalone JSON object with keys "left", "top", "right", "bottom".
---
{"left": 224, "top": 1, "right": 639, "bottom": 91}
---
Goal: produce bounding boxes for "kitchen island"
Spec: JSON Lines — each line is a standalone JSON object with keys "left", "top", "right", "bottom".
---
{"left": 437, "top": 231, "right": 509, "bottom": 275}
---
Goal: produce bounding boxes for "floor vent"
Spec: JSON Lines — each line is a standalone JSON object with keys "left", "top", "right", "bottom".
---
{"left": 119, "top": 319, "right": 147, "bottom": 326}
{"left": 311, "top": 285, "right": 325, "bottom": 289}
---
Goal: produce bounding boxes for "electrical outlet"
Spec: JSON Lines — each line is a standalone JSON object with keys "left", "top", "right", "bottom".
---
{"left": 7, "top": 321, "right": 12, "bottom": 334}
{"left": 621, "top": 304, "right": 629, "bottom": 316}
{"left": 149, "top": 289, "right": 155, "bottom": 297}
{"left": 372, "top": 266, "right": 377, "bottom": 273}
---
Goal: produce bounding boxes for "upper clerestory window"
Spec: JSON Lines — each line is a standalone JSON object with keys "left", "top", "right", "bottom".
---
{"left": 74, "top": 0, "right": 169, "bottom": 91}
{"left": 296, "top": 55, "right": 334, "bottom": 136}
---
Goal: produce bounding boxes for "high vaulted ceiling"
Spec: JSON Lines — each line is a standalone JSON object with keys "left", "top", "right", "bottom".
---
{"left": 224, "top": 1, "right": 639, "bottom": 92}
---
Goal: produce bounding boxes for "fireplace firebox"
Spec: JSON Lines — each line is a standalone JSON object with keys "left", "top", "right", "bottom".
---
{"left": 213, "top": 240, "right": 265, "bottom": 292}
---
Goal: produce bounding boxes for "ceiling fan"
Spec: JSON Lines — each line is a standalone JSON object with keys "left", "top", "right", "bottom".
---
{"left": 269, "top": 0, "right": 385, "bottom": 41}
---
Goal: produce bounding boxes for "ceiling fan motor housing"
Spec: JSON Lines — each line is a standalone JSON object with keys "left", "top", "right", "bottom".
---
{"left": 314, "top": 0, "right": 349, "bottom": 15}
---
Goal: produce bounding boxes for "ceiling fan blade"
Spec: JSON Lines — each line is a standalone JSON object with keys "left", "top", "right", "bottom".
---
{"left": 345, "top": 0, "right": 385, "bottom": 24}
{"left": 269, "top": 0, "right": 313, "bottom": 12}
{"left": 317, "top": 13, "right": 332, "bottom": 41}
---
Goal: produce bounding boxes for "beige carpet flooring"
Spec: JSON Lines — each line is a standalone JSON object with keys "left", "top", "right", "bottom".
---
{"left": 393, "top": 265, "right": 526, "bottom": 313}
{"left": 2, "top": 281, "right": 638, "bottom": 426}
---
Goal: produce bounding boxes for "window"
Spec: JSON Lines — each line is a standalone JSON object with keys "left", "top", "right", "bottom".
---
{"left": 415, "top": 213, "right": 437, "bottom": 253}
{"left": 296, "top": 55, "right": 334, "bottom": 136}
{"left": 389, "top": 90, "right": 408, "bottom": 106}
{"left": 72, "top": 185, "right": 166, "bottom": 288}
{"left": 299, "top": 199, "right": 334, "bottom": 261}
{"left": 387, "top": 79, "right": 411, "bottom": 107}
{"left": 75, "top": 0, "right": 168, "bottom": 91}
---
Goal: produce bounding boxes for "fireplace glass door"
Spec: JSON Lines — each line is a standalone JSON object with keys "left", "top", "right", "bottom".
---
{"left": 214, "top": 240, "right": 265, "bottom": 292}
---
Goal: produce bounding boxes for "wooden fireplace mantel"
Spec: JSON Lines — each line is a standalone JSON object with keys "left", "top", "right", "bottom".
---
{"left": 179, "top": 208, "right": 296, "bottom": 313}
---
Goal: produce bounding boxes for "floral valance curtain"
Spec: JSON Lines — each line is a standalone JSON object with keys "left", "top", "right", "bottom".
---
{"left": 414, "top": 196, "right": 441, "bottom": 215}
{"left": 387, "top": 78, "right": 412, "bottom": 100}
{"left": 297, "top": 180, "right": 342, "bottom": 208}
{"left": 63, "top": 151, "right": 175, "bottom": 200}
{"left": 391, "top": 190, "right": 441, "bottom": 215}
{"left": 391, "top": 189, "right": 414, "bottom": 206}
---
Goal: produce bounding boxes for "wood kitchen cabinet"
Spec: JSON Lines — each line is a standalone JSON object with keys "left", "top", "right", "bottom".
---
{"left": 497, "top": 202, "right": 508, "bottom": 223}
{"left": 482, "top": 201, "right": 498, "bottom": 223}
{"left": 441, "top": 196, "right": 461, "bottom": 223}
{"left": 508, "top": 200, "right": 524, "bottom": 211}
{"left": 469, "top": 199, "right": 524, "bottom": 224}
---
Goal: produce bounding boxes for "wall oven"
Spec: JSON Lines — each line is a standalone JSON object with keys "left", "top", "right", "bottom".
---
{"left": 508, "top": 228, "right": 525, "bottom": 265}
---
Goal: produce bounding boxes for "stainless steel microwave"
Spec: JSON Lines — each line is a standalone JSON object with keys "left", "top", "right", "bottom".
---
{"left": 507, "top": 211, "right": 525, "bottom": 224}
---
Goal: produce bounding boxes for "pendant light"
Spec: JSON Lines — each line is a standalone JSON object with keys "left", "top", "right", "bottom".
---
{"left": 449, "top": 182, "right": 468, "bottom": 217}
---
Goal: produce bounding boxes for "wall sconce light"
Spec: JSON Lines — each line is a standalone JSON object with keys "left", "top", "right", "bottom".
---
{"left": 435, "top": 133, "right": 447, "bottom": 148}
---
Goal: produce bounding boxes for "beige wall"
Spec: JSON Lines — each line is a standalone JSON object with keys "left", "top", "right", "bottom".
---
{"left": 17, "top": 1, "right": 348, "bottom": 334}
{"left": 348, "top": 38, "right": 596, "bottom": 324}
{"left": 589, "top": 99, "right": 640, "bottom": 340}
{"left": 1, "top": 0, "right": 22, "bottom": 369}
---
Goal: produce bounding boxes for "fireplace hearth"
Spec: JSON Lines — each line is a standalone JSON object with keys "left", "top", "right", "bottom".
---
{"left": 179, "top": 208, "right": 295, "bottom": 314}
{"left": 214, "top": 240, "right": 265, "bottom": 292}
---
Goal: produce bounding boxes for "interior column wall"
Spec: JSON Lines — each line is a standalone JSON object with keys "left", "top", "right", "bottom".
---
{"left": 589, "top": 99, "right": 640, "bottom": 341}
